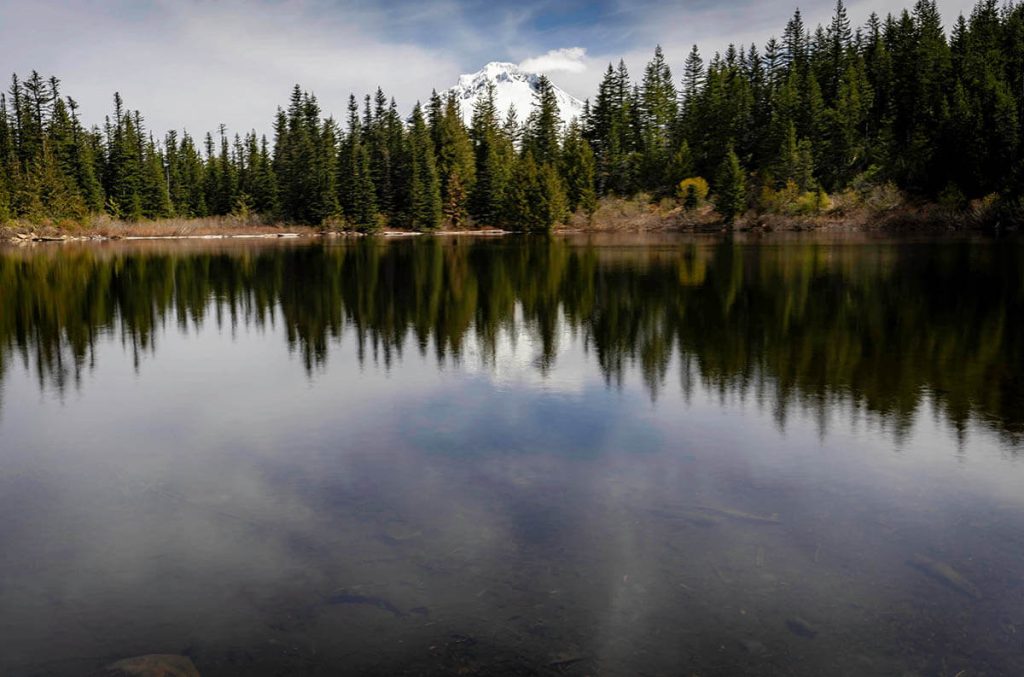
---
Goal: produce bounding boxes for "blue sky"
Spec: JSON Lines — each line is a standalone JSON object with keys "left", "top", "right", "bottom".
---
{"left": 0, "top": 0, "right": 979, "bottom": 137}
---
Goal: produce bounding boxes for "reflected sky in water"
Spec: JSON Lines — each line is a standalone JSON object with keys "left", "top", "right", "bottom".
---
{"left": 0, "top": 236, "right": 1023, "bottom": 676}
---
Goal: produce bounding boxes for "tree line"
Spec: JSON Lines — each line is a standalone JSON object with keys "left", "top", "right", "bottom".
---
{"left": 1, "top": 0, "right": 1023, "bottom": 230}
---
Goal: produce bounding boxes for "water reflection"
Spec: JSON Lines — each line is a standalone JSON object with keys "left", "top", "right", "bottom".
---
{"left": 1, "top": 237, "right": 1024, "bottom": 677}
{"left": 2, "top": 236, "right": 1022, "bottom": 443}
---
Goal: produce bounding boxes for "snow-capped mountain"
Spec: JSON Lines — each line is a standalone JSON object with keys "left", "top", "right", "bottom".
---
{"left": 445, "top": 62, "right": 585, "bottom": 129}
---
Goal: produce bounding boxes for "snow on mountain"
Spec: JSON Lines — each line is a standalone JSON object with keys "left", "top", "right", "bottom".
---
{"left": 445, "top": 62, "right": 585, "bottom": 129}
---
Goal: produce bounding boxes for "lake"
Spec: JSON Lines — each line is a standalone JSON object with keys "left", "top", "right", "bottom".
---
{"left": 0, "top": 235, "right": 1022, "bottom": 676}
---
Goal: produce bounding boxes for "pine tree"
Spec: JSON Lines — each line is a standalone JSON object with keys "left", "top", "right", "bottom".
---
{"left": 823, "top": 1, "right": 854, "bottom": 100}
{"left": 524, "top": 75, "right": 562, "bottom": 166}
{"left": 140, "top": 134, "right": 171, "bottom": 218}
{"left": 783, "top": 9, "right": 809, "bottom": 74}
{"left": 536, "top": 162, "right": 568, "bottom": 231}
{"left": 503, "top": 152, "right": 538, "bottom": 231}
{"left": 764, "top": 38, "right": 785, "bottom": 90}
{"left": 275, "top": 86, "right": 337, "bottom": 223}
{"left": 639, "top": 45, "right": 678, "bottom": 192}
{"left": 174, "top": 132, "right": 207, "bottom": 216}
{"left": 443, "top": 171, "right": 468, "bottom": 228}
{"left": 385, "top": 97, "right": 410, "bottom": 225}
{"left": 470, "top": 83, "right": 508, "bottom": 226}
{"left": 18, "top": 143, "right": 86, "bottom": 220}
{"left": 0, "top": 170, "right": 10, "bottom": 223}
{"left": 202, "top": 135, "right": 221, "bottom": 217}
{"left": 407, "top": 103, "right": 442, "bottom": 231}
{"left": 311, "top": 113, "right": 340, "bottom": 223}
{"left": 234, "top": 131, "right": 275, "bottom": 215}
{"left": 435, "top": 92, "right": 475, "bottom": 219}
{"left": 669, "top": 140, "right": 695, "bottom": 185}
{"left": 561, "top": 121, "right": 597, "bottom": 217}
{"left": 67, "top": 98, "right": 103, "bottom": 212}
{"left": 367, "top": 88, "right": 395, "bottom": 216}
{"left": 351, "top": 142, "right": 377, "bottom": 230}
{"left": 105, "top": 96, "right": 144, "bottom": 220}
{"left": 715, "top": 147, "right": 747, "bottom": 224}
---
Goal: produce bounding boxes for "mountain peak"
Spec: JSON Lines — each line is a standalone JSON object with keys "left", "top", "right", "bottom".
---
{"left": 447, "top": 62, "right": 585, "bottom": 128}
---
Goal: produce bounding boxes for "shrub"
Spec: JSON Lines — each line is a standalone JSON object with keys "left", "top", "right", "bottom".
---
{"left": 677, "top": 177, "right": 709, "bottom": 210}
{"left": 863, "top": 182, "right": 904, "bottom": 212}
{"left": 759, "top": 181, "right": 832, "bottom": 216}
{"left": 792, "top": 188, "right": 831, "bottom": 215}
{"left": 938, "top": 183, "right": 968, "bottom": 211}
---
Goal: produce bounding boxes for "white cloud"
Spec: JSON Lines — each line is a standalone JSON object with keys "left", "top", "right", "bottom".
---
{"left": 519, "top": 47, "right": 588, "bottom": 74}
{"left": 0, "top": 0, "right": 466, "bottom": 137}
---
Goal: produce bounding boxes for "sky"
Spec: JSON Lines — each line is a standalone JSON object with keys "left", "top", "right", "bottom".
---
{"left": 0, "top": 0, "right": 981, "bottom": 138}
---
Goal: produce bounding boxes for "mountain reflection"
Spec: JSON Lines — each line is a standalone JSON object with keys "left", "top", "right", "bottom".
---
{"left": 1, "top": 236, "right": 1021, "bottom": 443}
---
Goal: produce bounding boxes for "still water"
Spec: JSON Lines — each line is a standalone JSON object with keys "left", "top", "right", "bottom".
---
{"left": 0, "top": 235, "right": 1022, "bottom": 676}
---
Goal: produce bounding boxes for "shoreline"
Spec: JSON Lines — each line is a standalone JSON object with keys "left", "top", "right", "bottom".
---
{"left": 0, "top": 228, "right": 514, "bottom": 244}
{"left": 0, "top": 203, "right": 1008, "bottom": 245}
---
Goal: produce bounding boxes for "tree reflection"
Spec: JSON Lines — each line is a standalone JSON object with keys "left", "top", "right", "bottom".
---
{"left": 1, "top": 237, "right": 1021, "bottom": 444}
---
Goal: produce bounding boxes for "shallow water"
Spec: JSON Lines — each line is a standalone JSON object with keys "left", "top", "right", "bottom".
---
{"left": 1, "top": 235, "right": 1022, "bottom": 676}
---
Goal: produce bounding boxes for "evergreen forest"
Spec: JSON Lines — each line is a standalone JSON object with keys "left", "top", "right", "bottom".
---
{"left": 2, "top": 0, "right": 1023, "bottom": 231}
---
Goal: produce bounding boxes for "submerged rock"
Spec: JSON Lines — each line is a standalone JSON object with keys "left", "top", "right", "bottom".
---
{"left": 326, "top": 591, "right": 405, "bottom": 617}
{"left": 740, "top": 638, "right": 768, "bottom": 655}
{"left": 906, "top": 554, "right": 981, "bottom": 600}
{"left": 785, "top": 617, "right": 819, "bottom": 639}
{"left": 100, "top": 654, "right": 199, "bottom": 677}
{"left": 693, "top": 505, "right": 781, "bottom": 525}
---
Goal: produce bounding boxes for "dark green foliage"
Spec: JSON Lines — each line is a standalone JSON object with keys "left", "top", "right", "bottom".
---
{"left": 504, "top": 153, "right": 567, "bottom": 232}
{"left": 524, "top": 75, "right": 562, "bottom": 166}
{"left": 683, "top": 184, "right": 699, "bottom": 211}
{"left": 536, "top": 162, "right": 569, "bottom": 230}
{"left": 716, "top": 148, "right": 747, "bottom": 224}
{"left": 167, "top": 131, "right": 207, "bottom": 217}
{"left": 638, "top": 46, "right": 677, "bottom": 193}
{"left": 443, "top": 171, "right": 468, "bottom": 228}
{"left": 239, "top": 133, "right": 278, "bottom": 215}
{"left": 585, "top": 61, "right": 639, "bottom": 195}
{"left": 434, "top": 92, "right": 475, "bottom": 223}
{"left": 141, "top": 134, "right": 172, "bottom": 219}
{"left": 669, "top": 141, "right": 695, "bottom": 185}
{"left": 273, "top": 87, "right": 339, "bottom": 224}
{"left": 561, "top": 121, "right": 597, "bottom": 217}
{"left": 407, "top": 103, "right": 442, "bottom": 231}
{"left": 17, "top": 144, "right": 86, "bottom": 220}
{"left": 469, "top": 83, "right": 512, "bottom": 227}
{"left": 338, "top": 94, "right": 377, "bottom": 228}
{"left": 351, "top": 144, "right": 378, "bottom": 230}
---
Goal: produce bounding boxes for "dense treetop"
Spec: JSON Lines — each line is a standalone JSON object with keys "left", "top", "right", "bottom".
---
{"left": 2, "top": 0, "right": 1023, "bottom": 230}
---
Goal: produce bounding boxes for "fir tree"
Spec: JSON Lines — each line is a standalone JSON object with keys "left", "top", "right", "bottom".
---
{"left": 140, "top": 134, "right": 171, "bottom": 218}
{"left": 715, "top": 147, "right": 747, "bottom": 224}
{"left": 469, "top": 83, "right": 509, "bottom": 226}
{"left": 524, "top": 75, "right": 562, "bottom": 166}
{"left": 435, "top": 92, "right": 475, "bottom": 218}
{"left": 350, "top": 143, "right": 378, "bottom": 230}
{"left": 561, "top": 121, "right": 597, "bottom": 217}
{"left": 639, "top": 46, "right": 678, "bottom": 192}
{"left": 407, "top": 103, "right": 442, "bottom": 231}
{"left": 536, "top": 162, "right": 568, "bottom": 231}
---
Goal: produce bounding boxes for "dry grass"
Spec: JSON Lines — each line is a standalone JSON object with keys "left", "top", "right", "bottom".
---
{"left": 558, "top": 192, "right": 1000, "bottom": 235}
{"left": 562, "top": 195, "right": 722, "bottom": 232}
{"left": 1, "top": 214, "right": 318, "bottom": 241}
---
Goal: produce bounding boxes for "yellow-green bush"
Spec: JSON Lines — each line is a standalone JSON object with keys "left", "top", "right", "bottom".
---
{"left": 677, "top": 177, "right": 709, "bottom": 210}
{"left": 759, "top": 180, "right": 832, "bottom": 215}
